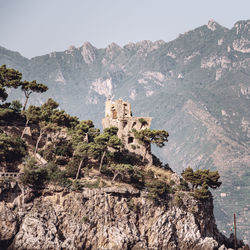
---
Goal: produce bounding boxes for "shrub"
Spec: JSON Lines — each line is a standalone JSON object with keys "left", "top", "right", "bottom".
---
{"left": 138, "top": 118, "right": 148, "bottom": 126}
{"left": 65, "top": 157, "right": 81, "bottom": 178}
{"left": 46, "top": 163, "right": 71, "bottom": 187}
{"left": 145, "top": 179, "right": 171, "bottom": 202}
{"left": 181, "top": 167, "right": 221, "bottom": 190}
{"left": 82, "top": 216, "right": 89, "bottom": 223}
{"left": 25, "top": 157, "right": 37, "bottom": 169}
{"left": 42, "top": 146, "right": 55, "bottom": 161}
{"left": 21, "top": 166, "right": 48, "bottom": 187}
{"left": 71, "top": 180, "right": 83, "bottom": 191}
{"left": 145, "top": 169, "right": 154, "bottom": 179}
{"left": 0, "top": 108, "right": 14, "bottom": 125}
{"left": 83, "top": 178, "right": 101, "bottom": 189}
{"left": 113, "top": 150, "right": 142, "bottom": 166}
{"left": 10, "top": 100, "right": 22, "bottom": 112}
{"left": 55, "top": 156, "right": 68, "bottom": 166}
{"left": 55, "top": 145, "right": 68, "bottom": 156}
{"left": 177, "top": 178, "right": 189, "bottom": 191}
{"left": 55, "top": 139, "right": 73, "bottom": 157}
{"left": 100, "top": 164, "right": 113, "bottom": 176}
{"left": 0, "top": 132, "right": 27, "bottom": 169}
{"left": 174, "top": 192, "right": 184, "bottom": 207}
{"left": 0, "top": 104, "right": 23, "bottom": 125}
{"left": 127, "top": 198, "right": 139, "bottom": 212}
{"left": 109, "top": 163, "right": 143, "bottom": 183}
{"left": 21, "top": 160, "right": 72, "bottom": 188}
{"left": 169, "top": 180, "right": 175, "bottom": 186}
{"left": 191, "top": 183, "right": 211, "bottom": 200}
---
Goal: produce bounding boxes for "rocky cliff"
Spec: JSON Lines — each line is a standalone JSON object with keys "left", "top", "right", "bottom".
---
{"left": 0, "top": 180, "right": 239, "bottom": 250}
{"left": 0, "top": 19, "right": 249, "bottom": 242}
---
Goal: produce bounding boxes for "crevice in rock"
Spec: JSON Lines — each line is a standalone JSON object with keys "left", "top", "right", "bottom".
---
{"left": 169, "top": 223, "right": 180, "bottom": 250}
{"left": 2, "top": 217, "right": 21, "bottom": 250}
{"left": 0, "top": 182, "right": 22, "bottom": 203}
{"left": 57, "top": 226, "right": 66, "bottom": 242}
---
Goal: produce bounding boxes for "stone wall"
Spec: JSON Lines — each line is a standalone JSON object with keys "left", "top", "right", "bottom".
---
{"left": 102, "top": 99, "right": 152, "bottom": 164}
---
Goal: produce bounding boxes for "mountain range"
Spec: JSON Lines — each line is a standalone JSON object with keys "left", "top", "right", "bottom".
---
{"left": 0, "top": 19, "right": 249, "bottom": 243}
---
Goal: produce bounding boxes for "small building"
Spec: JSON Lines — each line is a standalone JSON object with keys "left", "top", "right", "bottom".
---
{"left": 102, "top": 99, "right": 152, "bottom": 164}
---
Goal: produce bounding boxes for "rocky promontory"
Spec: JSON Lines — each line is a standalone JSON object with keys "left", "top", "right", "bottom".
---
{"left": 0, "top": 179, "right": 242, "bottom": 250}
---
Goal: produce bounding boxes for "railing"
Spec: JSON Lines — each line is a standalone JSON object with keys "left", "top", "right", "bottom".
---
{"left": 0, "top": 172, "right": 21, "bottom": 178}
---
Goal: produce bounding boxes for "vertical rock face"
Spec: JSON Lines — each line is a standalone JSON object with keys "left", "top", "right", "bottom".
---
{"left": 0, "top": 184, "right": 233, "bottom": 250}
{"left": 80, "top": 42, "right": 97, "bottom": 64}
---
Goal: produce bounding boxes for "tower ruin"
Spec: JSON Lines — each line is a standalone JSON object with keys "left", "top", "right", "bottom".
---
{"left": 102, "top": 99, "right": 152, "bottom": 164}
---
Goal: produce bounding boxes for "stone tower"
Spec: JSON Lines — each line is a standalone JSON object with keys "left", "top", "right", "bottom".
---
{"left": 102, "top": 99, "right": 152, "bottom": 164}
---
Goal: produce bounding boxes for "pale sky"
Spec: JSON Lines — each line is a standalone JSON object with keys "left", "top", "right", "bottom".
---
{"left": 0, "top": 0, "right": 249, "bottom": 58}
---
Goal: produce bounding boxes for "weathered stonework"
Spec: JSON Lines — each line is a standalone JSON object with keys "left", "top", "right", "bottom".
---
{"left": 102, "top": 99, "right": 152, "bottom": 164}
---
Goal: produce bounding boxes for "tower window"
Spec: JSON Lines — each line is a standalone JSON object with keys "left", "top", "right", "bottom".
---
{"left": 128, "top": 137, "right": 134, "bottom": 144}
{"left": 132, "top": 122, "right": 136, "bottom": 128}
{"left": 112, "top": 110, "right": 117, "bottom": 119}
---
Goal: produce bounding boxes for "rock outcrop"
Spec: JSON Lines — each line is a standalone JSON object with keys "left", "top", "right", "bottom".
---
{"left": 0, "top": 182, "right": 238, "bottom": 250}
{"left": 1, "top": 20, "right": 250, "bottom": 242}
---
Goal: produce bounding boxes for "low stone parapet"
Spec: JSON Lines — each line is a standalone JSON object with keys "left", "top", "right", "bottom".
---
{"left": 0, "top": 172, "right": 21, "bottom": 178}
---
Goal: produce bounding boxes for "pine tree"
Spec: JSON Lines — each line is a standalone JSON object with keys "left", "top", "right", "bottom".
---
{"left": 94, "top": 127, "right": 123, "bottom": 173}
{"left": 21, "top": 80, "right": 48, "bottom": 110}
{"left": 0, "top": 65, "right": 22, "bottom": 102}
{"left": 132, "top": 128, "right": 169, "bottom": 162}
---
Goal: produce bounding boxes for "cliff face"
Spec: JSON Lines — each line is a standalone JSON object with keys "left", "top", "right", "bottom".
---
{"left": 1, "top": 20, "right": 249, "bottom": 241}
{"left": 0, "top": 182, "right": 231, "bottom": 250}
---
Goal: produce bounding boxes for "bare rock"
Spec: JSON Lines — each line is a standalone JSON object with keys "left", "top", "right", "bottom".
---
{"left": 0, "top": 186, "right": 234, "bottom": 249}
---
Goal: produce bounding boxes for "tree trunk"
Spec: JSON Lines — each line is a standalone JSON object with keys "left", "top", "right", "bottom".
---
{"left": 112, "top": 172, "right": 119, "bottom": 182}
{"left": 75, "top": 158, "right": 84, "bottom": 180}
{"left": 21, "top": 118, "right": 29, "bottom": 139}
{"left": 142, "top": 148, "right": 148, "bottom": 162}
{"left": 99, "top": 151, "right": 106, "bottom": 173}
{"left": 23, "top": 92, "right": 31, "bottom": 111}
{"left": 23, "top": 97, "right": 29, "bottom": 111}
{"left": 34, "top": 130, "right": 44, "bottom": 154}
{"left": 45, "top": 133, "right": 50, "bottom": 145}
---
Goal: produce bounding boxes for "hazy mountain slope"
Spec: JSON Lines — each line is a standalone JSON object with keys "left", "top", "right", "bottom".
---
{"left": 0, "top": 19, "right": 249, "bottom": 242}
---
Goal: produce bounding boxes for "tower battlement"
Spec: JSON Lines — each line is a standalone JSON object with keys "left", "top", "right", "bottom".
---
{"left": 104, "top": 99, "right": 132, "bottom": 119}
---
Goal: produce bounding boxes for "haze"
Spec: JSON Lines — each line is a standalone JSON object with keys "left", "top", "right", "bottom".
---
{"left": 0, "top": 0, "right": 249, "bottom": 58}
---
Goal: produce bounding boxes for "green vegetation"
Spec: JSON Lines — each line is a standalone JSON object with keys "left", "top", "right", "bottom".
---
{"left": 132, "top": 128, "right": 169, "bottom": 161}
{"left": 0, "top": 100, "right": 24, "bottom": 125}
{"left": 0, "top": 64, "right": 48, "bottom": 110}
{"left": 0, "top": 65, "right": 223, "bottom": 205}
{"left": 21, "top": 80, "right": 48, "bottom": 110}
{"left": 174, "top": 192, "right": 185, "bottom": 207}
{"left": 2, "top": 25, "right": 249, "bottom": 240}
{"left": 21, "top": 158, "right": 71, "bottom": 188}
{"left": 94, "top": 127, "right": 123, "bottom": 172}
{"left": 0, "top": 131, "right": 27, "bottom": 170}
{"left": 191, "top": 183, "right": 210, "bottom": 200}
{"left": 181, "top": 167, "right": 221, "bottom": 189}
{"left": 109, "top": 163, "right": 142, "bottom": 182}
{"left": 181, "top": 167, "right": 221, "bottom": 200}
{"left": 138, "top": 118, "right": 148, "bottom": 127}
{"left": 21, "top": 157, "right": 48, "bottom": 187}
{"left": 145, "top": 179, "right": 172, "bottom": 202}
{"left": 0, "top": 65, "right": 22, "bottom": 102}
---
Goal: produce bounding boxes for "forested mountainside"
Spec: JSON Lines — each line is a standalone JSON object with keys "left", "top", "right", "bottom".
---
{"left": 0, "top": 19, "right": 249, "bottom": 242}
